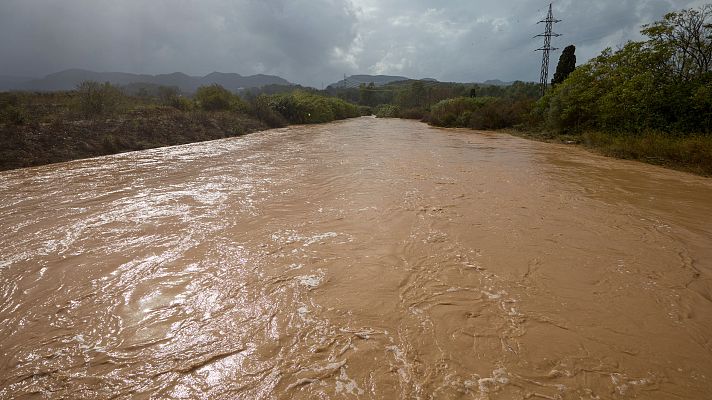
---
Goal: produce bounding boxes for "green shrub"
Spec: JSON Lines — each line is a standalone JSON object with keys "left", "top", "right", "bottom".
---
{"left": 430, "top": 97, "right": 492, "bottom": 126}
{"left": 194, "top": 84, "right": 245, "bottom": 111}
{"left": 156, "top": 86, "right": 192, "bottom": 110}
{"left": 399, "top": 107, "right": 428, "bottom": 120}
{"left": 75, "top": 81, "right": 125, "bottom": 117}
{"left": 250, "top": 94, "right": 287, "bottom": 128}
{"left": 375, "top": 104, "right": 400, "bottom": 118}
{"left": 0, "top": 93, "right": 29, "bottom": 125}
{"left": 359, "top": 106, "right": 373, "bottom": 116}
{"left": 265, "top": 91, "right": 359, "bottom": 124}
{"left": 0, "top": 101, "right": 28, "bottom": 125}
{"left": 171, "top": 97, "right": 193, "bottom": 111}
{"left": 428, "top": 96, "right": 534, "bottom": 129}
{"left": 582, "top": 131, "right": 712, "bottom": 175}
{"left": 102, "top": 134, "right": 120, "bottom": 153}
{"left": 7, "top": 106, "right": 27, "bottom": 124}
{"left": 456, "top": 110, "right": 472, "bottom": 127}
{"left": 469, "top": 99, "right": 534, "bottom": 130}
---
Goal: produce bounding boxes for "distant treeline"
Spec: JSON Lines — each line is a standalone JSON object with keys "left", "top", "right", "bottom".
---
{"left": 0, "top": 82, "right": 365, "bottom": 170}
{"left": 321, "top": 77, "right": 542, "bottom": 134}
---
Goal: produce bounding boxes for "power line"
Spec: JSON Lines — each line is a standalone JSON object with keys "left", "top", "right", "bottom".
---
{"left": 535, "top": 3, "right": 561, "bottom": 97}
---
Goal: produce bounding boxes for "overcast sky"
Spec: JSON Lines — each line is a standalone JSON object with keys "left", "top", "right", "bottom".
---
{"left": 0, "top": 0, "right": 707, "bottom": 86}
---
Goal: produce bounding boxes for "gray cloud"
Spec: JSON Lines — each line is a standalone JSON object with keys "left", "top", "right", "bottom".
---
{"left": 0, "top": 0, "right": 707, "bottom": 86}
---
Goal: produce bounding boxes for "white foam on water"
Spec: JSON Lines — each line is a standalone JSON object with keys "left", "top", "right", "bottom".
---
{"left": 476, "top": 367, "right": 510, "bottom": 398}
{"left": 296, "top": 271, "right": 325, "bottom": 289}
{"left": 483, "top": 290, "right": 506, "bottom": 300}
{"left": 335, "top": 366, "right": 365, "bottom": 395}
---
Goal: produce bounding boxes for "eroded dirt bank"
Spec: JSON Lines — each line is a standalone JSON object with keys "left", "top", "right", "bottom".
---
{"left": 1, "top": 117, "right": 711, "bottom": 399}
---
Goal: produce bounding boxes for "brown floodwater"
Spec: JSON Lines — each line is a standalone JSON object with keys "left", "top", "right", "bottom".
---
{"left": 1, "top": 117, "right": 711, "bottom": 399}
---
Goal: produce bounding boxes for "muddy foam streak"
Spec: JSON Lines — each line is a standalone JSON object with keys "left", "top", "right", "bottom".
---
{"left": 1, "top": 117, "right": 711, "bottom": 399}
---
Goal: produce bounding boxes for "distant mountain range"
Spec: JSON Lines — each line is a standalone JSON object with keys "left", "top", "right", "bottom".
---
{"left": 328, "top": 75, "right": 438, "bottom": 89}
{"left": 326, "top": 75, "right": 527, "bottom": 89}
{"left": 0, "top": 75, "right": 36, "bottom": 90}
{"left": 0, "top": 70, "right": 529, "bottom": 93}
{"left": 0, "top": 69, "right": 291, "bottom": 93}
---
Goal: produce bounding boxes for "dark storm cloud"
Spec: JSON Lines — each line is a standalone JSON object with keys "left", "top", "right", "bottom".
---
{"left": 0, "top": 0, "right": 359, "bottom": 85}
{"left": 345, "top": 0, "right": 707, "bottom": 83}
{"left": 0, "top": 0, "right": 707, "bottom": 86}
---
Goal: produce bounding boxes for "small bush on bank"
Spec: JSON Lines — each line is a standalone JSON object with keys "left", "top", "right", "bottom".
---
{"left": 194, "top": 84, "right": 246, "bottom": 111}
{"left": 358, "top": 106, "right": 373, "bottom": 116}
{"left": 428, "top": 96, "right": 534, "bottom": 129}
{"left": 470, "top": 98, "right": 535, "bottom": 130}
{"left": 399, "top": 107, "right": 428, "bottom": 120}
{"left": 374, "top": 104, "right": 400, "bottom": 118}
{"left": 157, "top": 86, "right": 192, "bottom": 110}
{"left": 429, "top": 97, "right": 494, "bottom": 127}
{"left": 266, "top": 91, "right": 360, "bottom": 124}
{"left": 75, "top": 81, "right": 126, "bottom": 117}
{"left": 249, "top": 94, "right": 287, "bottom": 128}
{"left": 0, "top": 93, "right": 28, "bottom": 125}
{"left": 0, "top": 105, "right": 27, "bottom": 125}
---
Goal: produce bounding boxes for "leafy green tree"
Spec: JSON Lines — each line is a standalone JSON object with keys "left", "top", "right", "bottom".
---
{"left": 642, "top": 5, "right": 712, "bottom": 81}
{"left": 552, "top": 45, "right": 576, "bottom": 85}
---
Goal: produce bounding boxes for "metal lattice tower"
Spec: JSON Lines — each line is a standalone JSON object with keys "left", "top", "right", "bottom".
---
{"left": 535, "top": 4, "right": 561, "bottom": 96}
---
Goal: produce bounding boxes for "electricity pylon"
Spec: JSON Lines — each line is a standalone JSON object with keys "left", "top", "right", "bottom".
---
{"left": 535, "top": 3, "right": 561, "bottom": 97}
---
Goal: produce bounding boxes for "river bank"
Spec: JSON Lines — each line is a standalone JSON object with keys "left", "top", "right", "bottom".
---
{"left": 0, "top": 88, "right": 364, "bottom": 171}
{"left": 373, "top": 95, "right": 712, "bottom": 177}
{"left": 0, "top": 107, "right": 269, "bottom": 171}
{"left": 499, "top": 127, "right": 712, "bottom": 177}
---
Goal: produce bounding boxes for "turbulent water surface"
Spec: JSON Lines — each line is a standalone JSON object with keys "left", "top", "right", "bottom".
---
{"left": 1, "top": 117, "right": 712, "bottom": 399}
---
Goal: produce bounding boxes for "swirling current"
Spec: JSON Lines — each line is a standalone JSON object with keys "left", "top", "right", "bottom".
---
{"left": 1, "top": 117, "right": 711, "bottom": 399}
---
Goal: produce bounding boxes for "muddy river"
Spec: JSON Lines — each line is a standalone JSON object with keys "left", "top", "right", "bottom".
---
{"left": 1, "top": 117, "right": 711, "bottom": 399}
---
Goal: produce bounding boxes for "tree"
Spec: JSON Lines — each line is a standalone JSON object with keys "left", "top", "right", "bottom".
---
{"left": 552, "top": 45, "right": 576, "bottom": 86}
{"left": 642, "top": 5, "right": 712, "bottom": 81}
{"left": 359, "top": 82, "right": 376, "bottom": 107}
{"left": 410, "top": 81, "right": 427, "bottom": 107}
{"left": 195, "top": 84, "right": 239, "bottom": 111}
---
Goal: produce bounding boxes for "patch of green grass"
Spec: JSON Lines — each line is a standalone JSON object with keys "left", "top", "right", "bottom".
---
{"left": 581, "top": 131, "right": 712, "bottom": 175}
{"left": 499, "top": 128, "right": 712, "bottom": 176}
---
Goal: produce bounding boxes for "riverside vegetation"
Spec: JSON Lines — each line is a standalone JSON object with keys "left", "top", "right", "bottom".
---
{"left": 0, "top": 83, "right": 362, "bottom": 171}
{"left": 364, "top": 6, "right": 712, "bottom": 175}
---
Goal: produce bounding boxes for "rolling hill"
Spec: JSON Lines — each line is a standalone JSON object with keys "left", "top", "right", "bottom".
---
{"left": 328, "top": 74, "right": 438, "bottom": 89}
{"left": 3, "top": 69, "right": 291, "bottom": 92}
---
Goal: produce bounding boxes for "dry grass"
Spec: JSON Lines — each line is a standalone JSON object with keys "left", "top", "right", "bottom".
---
{"left": 581, "top": 131, "right": 712, "bottom": 176}
{"left": 499, "top": 128, "right": 712, "bottom": 176}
